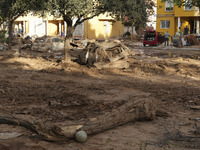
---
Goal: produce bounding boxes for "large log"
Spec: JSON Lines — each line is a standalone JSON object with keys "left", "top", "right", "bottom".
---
{"left": 80, "top": 97, "right": 156, "bottom": 135}
{"left": 0, "top": 98, "right": 156, "bottom": 142}
{"left": 0, "top": 115, "right": 67, "bottom": 142}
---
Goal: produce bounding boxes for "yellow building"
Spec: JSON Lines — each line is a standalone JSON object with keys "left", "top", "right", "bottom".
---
{"left": 14, "top": 12, "right": 124, "bottom": 40}
{"left": 84, "top": 14, "right": 124, "bottom": 39}
{"left": 157, "top": 0, "right": 200, "bottom": 37}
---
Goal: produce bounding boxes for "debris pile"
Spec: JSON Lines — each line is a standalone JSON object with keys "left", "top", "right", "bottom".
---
{"left": 0, "top": 43, "right": 8, "bottom": 51}
{"left": 11, "top": 37, "right": 23, "bottom": 46}
{"left": 78, "top": 41, "right": 131, "bottom": 69}
{"left": 23, "top": 36, "right": 32, "bottom": 44}
{"left": 184, "top": 35, "right": 200, "bottom": 45}
{"left": 9, "top": 37, "right": 33, "bottom": 51}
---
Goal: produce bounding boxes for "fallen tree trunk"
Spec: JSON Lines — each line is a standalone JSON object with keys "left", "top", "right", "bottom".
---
{"left": 80, "top": 97, "right": 156, "bottom": 135}
{"left": 0, "top": 98, "right": 156, "bottom": 142}
{"left": 0, "top": 115, "right": 67, "bottom": 142}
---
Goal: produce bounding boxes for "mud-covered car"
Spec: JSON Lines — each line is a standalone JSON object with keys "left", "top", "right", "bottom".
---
{"left": 31, "top": 37, "right": 64, "bottom": 52}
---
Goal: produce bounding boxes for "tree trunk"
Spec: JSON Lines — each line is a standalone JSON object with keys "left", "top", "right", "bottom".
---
{"left": 80, "top": 97, "right": 156, "bottom": 135}
{"left": 0, "top": 116, "right": 67, "bottom": 142}
{"left": 131, "top": 25, "right": 134, "bottom": 41}
{"left": 64, "top": 26, "right": 75, "bottom": 62}
{"left": 64, "top": 38, "right": 71, "bottom": 62}
{"left": 0, "top": 98, "right": 156, "bottom": 142}
{"left": 8, "top": 20, "right": 14, "bottom": 40}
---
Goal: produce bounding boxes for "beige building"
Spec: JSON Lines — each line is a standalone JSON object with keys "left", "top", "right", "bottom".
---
{"left": 14, "top": 12, "right": 124, "bottom": 39}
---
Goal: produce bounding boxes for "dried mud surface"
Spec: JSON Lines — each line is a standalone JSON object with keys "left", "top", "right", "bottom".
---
{"left": 0, "top": 47, "right": 200, "bottom": 150}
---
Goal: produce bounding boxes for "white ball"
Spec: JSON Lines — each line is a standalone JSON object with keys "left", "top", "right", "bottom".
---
{"left": 75, "top": 130, "right": 87, "bottom": 143}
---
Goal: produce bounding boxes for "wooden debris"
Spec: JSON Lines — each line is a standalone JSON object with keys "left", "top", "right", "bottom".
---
{"left": 11, "top": 37, "right": 23, "bottom": 46}
{"left": 0, "top": 89, "right": 5, "bottom": 94}
{"left": 0, "top": 116, "right": 68, "bottom": 142}
{"left": 185, "top": 35, "right": 200, "bottom": 45}
{"left": 156, "top": 109, "right": 169, "bottom": 117}
{"left": 0, "top": 98, "right": 156, "bottom": 142}
{"left": 80, "top": 97, "right": 156, "bottom": 135}
{"left": 190, "top": 105, "right": 200, "bottom": 110}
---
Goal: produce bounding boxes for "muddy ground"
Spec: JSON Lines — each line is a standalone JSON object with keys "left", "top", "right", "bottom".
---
{"left": 0, "top": 45, "right": 200, "bottom": 150}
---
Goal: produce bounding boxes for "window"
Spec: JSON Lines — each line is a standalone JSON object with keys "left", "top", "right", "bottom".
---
{"left": 52, "top": 38, "right": 63, "bottom": 42}
{"left": 165, "top": 0, "right": 173, "bottom": 11}
{"left": 184, "top": 0, "right": 193, "bottom": 10}
{"left": 160, "top": 20, "right": 170, "bottom": 29}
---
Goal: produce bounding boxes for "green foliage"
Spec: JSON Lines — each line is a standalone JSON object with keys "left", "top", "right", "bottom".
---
{"left": 0, "top": 31, "right": 6, "bottom": 40}
{"left": 162, "top": 0, "right": 200, "bottom": 8}
{"left": 0, "top": 0, "right": 48, "bottom": 22}
{"left": 0, "top": 0, "right": 48, "bottom": 38}
{"left": 103, "top": 0, "right": 155, "bottom": 33}
{"left": 0, "top": 30, "right": 11, "bottom": 44}
{"left": 48, "top": 0, "right": 105, "bottom": 26}
{"left": 0, "top": 11, "right": 2, "bottom": 24}
{"left": 46, "top": 0, "right": 106, "bottom": 38}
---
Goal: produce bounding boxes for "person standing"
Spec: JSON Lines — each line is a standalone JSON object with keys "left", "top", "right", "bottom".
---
{"left": 183, "top": 26, "right": 189, "bottom": 35}
{"left": 164, "top": 31, "right": 170, "bottom": 46}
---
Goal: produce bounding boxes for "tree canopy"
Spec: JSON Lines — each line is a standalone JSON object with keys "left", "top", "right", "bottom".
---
{"left": 103, "top": 0, "right": 155, "bottom": 33}
{"left": 0, "top": 0, "right": 47, "bottom": 38}
{"left": 162, "top": 0, "right": 200, "bottom": 8}
{"left": 0, "top": 0, "right": 156, "bottom": 39}
{"left": 0, "top": 0, "right": 48, "bottom": 23}
{"left": 47, "top": 0, "right": 106, "bottom": 38}
{"left": 0, "top": 13, "right": 2, "bottom": 25}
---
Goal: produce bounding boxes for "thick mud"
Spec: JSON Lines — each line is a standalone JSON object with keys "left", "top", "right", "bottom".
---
{"left": 0, "top": 47, "right": 200, "bottom": 150}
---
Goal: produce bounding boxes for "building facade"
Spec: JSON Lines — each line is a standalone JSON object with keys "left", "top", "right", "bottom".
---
{"left": 157, "top": 0, "right": 200, "bottom": 37}
{"left": 14, "top": 12, "right": 124, "bottom": 39}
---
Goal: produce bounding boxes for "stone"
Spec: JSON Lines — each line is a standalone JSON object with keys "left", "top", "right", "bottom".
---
{"left": 75, "top": 130, "right": 87, "bottom": 143}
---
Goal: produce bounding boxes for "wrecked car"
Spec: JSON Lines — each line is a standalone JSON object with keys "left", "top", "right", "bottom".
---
{"left": 78, "top": 41, "right": 131, "bottom": 69}
{"left": 31, "top": 37, "right": 64, "bottom": 52}
{"left": 0, "top": 44, "right": 8, "bottom": 51}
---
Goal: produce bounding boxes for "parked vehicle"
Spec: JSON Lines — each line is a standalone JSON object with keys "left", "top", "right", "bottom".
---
{"left": 143, "top": 30, "right": 165, "bottom": 46}
{"left": 32, "top": 36, "right": 64, "bottom": 52}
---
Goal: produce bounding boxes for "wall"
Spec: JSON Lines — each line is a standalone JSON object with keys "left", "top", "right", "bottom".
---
{"left": 157, "top": 0, "right": 174, "bottom": 15}
{"left": 174, "top": 6, "right": 195, "bottom": 17}
{"left": 15, "top": 12, "right": 124, "bottom": 39}
{"left": 48, "top": 21, "right": 58, "bottom": 36}
{"left": 84, "top": 14, "right": 124, "bottom": 39}
{"left": 156, "top": 16, "right": 175, "bottom": 37}
{"left": 25, "top": 21, "right": 29, "bottom": 34}
{"left": 157, "top": 0, "right": 200, "bottom": 37}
